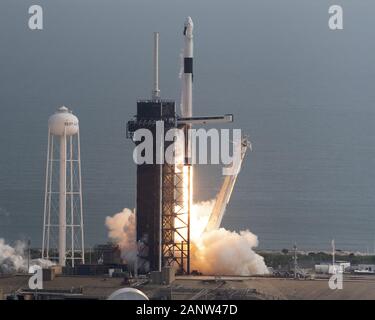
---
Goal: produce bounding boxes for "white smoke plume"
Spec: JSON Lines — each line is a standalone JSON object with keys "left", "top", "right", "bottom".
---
{"left": 105, "top": 201, "right": 268, "bottom": 276}
{"left": 0, "top": 238, "right": 54, "bottom": 274}
{"left": 0, "top": 239, "right": 25, "bottom": 273}
{"left": 190, "top": 199, "right": 268, "bottom": 275}
{"left": 191, "top": 228, "right": 269, "bottom": 275}
{"left": 105, "top": 208, "right": 137, "bottom": 264}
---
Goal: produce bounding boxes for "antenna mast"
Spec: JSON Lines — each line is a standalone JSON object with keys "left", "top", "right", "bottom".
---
{"left": 152, "top": 32, "right": 160, "bottom": 100}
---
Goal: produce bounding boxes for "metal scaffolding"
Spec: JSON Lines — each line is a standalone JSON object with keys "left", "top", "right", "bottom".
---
{"left": 162, "top": 163, "right": 190, "bottom": 274}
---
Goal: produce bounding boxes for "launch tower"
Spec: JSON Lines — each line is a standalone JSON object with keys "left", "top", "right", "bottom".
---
{"left": 127, "top": 19, "right": 233, "bottom": 274}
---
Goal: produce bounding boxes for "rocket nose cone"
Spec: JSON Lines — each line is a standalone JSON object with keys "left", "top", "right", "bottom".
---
{"left": 184, "top": 17, "right": 194, "bottom": 37}
{"left": 184, "top": 16, "right": 194, "bottom": 28}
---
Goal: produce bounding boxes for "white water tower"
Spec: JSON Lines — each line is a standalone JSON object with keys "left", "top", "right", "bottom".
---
{"left": 42, "top": 106, "right": 85, "bottom": 267}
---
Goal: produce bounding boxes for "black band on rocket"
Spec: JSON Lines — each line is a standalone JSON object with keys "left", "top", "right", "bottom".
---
{"left": 184, "top": 57, "right": 193, "bottom": 74}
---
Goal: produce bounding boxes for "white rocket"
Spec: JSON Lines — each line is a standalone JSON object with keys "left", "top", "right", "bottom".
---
{"left": 180, "top": 17, "right": 194, "bottom": 164}
{"left": 181, "top": 16, "right": 193, "bottom": 118}
{"left": 178, "top": 16, "right": 233, "bottom": 163}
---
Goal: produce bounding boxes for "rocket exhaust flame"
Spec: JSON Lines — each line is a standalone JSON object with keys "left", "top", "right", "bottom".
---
{"left": 187, "top": 168, "right": 268, "bottom": 275}
{"left": 106, "top": 162, "right": 268, "bottom": 275}
{"left": 106, "top": 198, "right": 268, "bottom": 275}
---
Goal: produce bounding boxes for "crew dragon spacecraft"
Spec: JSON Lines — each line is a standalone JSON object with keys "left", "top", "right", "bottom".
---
{"left": 127, "top": 17, "right": 248, "bottom": 275}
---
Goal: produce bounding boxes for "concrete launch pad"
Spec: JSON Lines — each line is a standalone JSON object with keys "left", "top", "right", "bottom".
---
{"left": 2, "top": 274, "right": 375, "bottom": 300}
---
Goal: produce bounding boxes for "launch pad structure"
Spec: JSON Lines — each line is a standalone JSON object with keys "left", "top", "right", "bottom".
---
{"left": 127, "top": 98, "right": 191, "bottom": 274}
{"left": 127, "top": 19, "right": 234, "bottom": 275}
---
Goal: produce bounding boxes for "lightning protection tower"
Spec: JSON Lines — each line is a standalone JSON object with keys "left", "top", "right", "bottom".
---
{"left": 42, "top": 106, "right": 85, "bottom": 267}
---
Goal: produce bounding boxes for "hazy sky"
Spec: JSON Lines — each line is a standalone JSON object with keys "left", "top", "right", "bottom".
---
{"left": 1, "top": 1, "right": 375, "bottom": 251}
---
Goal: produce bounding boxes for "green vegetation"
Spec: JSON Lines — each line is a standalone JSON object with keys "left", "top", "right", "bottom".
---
{"left": 258, "top": 250, "right": 375, "bottom": 270}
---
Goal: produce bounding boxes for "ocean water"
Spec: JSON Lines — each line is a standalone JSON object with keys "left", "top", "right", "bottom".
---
{"left": 1, "top": 0, "right": 375, "bottom": 252}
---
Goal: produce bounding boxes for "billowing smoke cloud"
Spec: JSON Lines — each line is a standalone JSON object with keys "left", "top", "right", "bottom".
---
{"left": 0, "top": 238, "right": 54, "bottom": 274}
{"left": 0, "top": 239, "right": 26, "bottom": 273}
{"left": 105, "top": 208, "right": 137, "bottom": 264}
{"left": 191, "top": 228, "right": 268, "bottom": 275}
{"left": 105, "top": 201, "right": 268, "bottom": 276}
{"left": 190, "top": 199, "right": 268, "bottom": 275}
